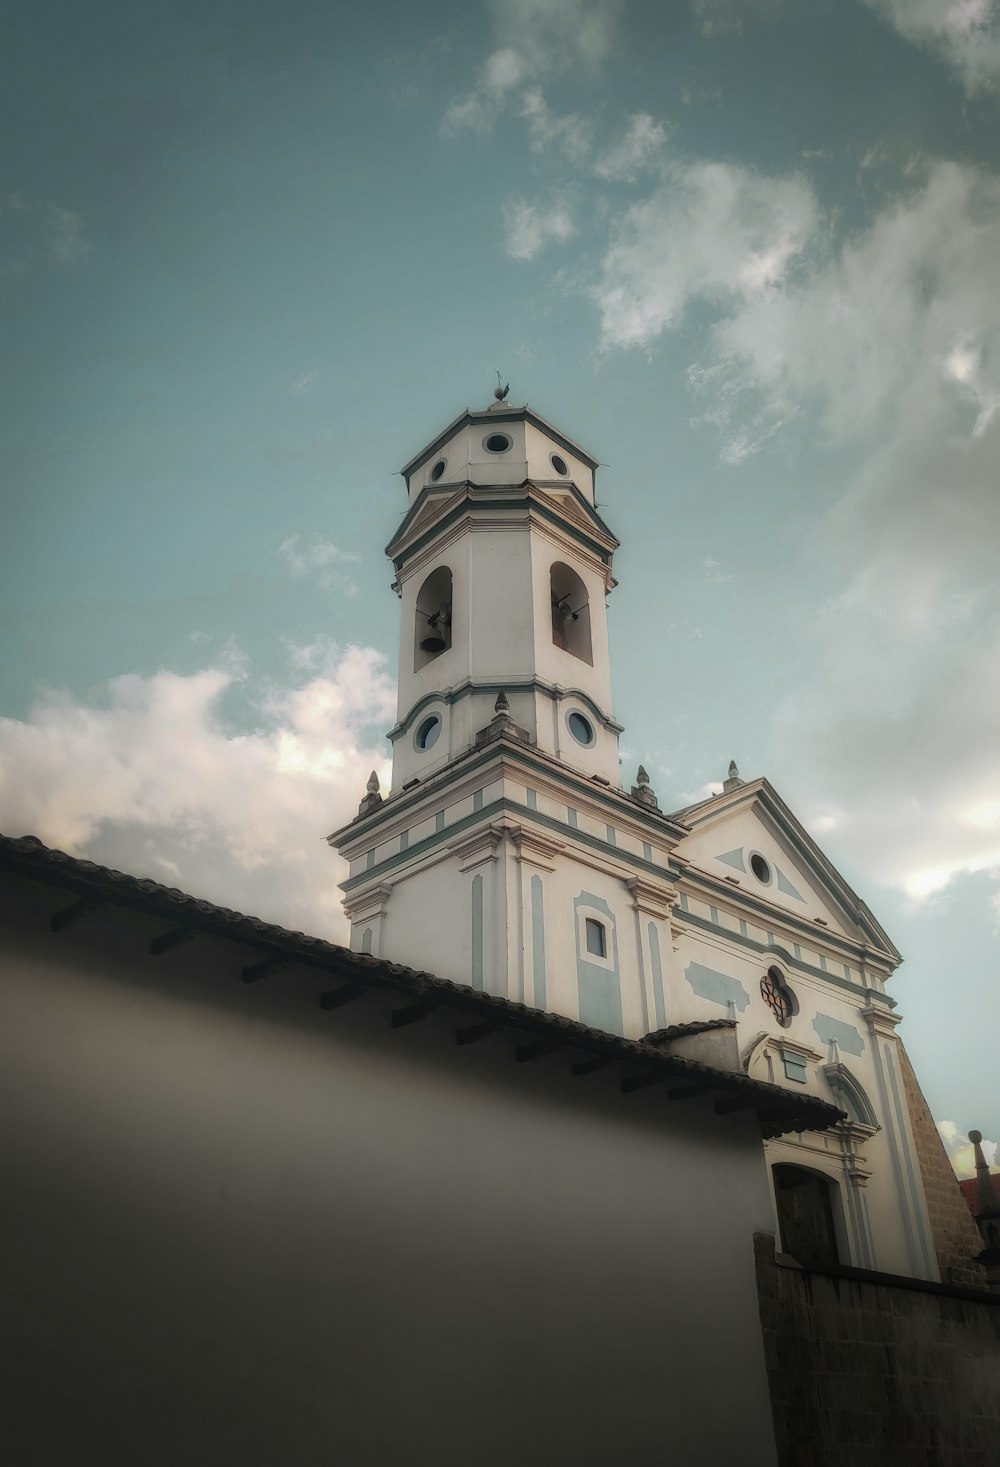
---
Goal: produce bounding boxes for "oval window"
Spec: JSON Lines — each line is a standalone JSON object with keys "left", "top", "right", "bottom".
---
{"left": 750, "top": 852, "right": 772, "bottom": 885}
{"left": 550, "top": 453, "right": 569, "bottom": 476}
{"left": 567, "top": 711, "right": 594, "bottom": 747}
{"left": 415, "top": 715, "right": 442, "bottom": 751}
{"left": 430, "top": 459, "right": 446, "bottom": 482}
{"left": 483, "top": 432, "right": 512, "bottom": 454}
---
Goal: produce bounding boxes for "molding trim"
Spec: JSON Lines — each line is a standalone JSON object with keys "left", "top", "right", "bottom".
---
{"left": 449, "top": 826, "right": 504, "bottom": 872}
{"left": 625, "top": 875, "right": 675, "bottom": 918}
{"left": 507, "top": 825, "right": 565, "bottom": 871}
{"left": 343, "top": 884, "right": 393, "bottom": 924}
{"left": 389, "top": 677, "right": 624, "bottom": 742}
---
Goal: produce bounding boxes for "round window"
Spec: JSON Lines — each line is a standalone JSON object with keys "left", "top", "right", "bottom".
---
{"left": 430, "top": 459, "right": 446, "bottom": 482}
{"left": 750, "top": 852, "right": 772, "bottom": 885}
{"left": 566, "top": 711, "right": 595, "bottom": 747}
{"left": 761, "top": 968, "right": 794, "bottom": 1026}
{"left": 483, "top": 432, "right": 512, "bottom": 454}
{"left": 550, "top": 453, "right": 568, "bottom": 476}
{"left": 415, "top": 715, "right": 441, "bottom": 751}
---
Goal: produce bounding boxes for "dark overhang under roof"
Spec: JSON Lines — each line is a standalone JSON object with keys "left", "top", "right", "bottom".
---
{"left": 0, "top": 833, "right": 845, "bottom": 1141}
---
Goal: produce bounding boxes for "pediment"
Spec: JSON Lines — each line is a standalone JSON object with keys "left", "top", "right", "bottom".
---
{"left": 672, "top": 778, "right": 900, "bottom": 962}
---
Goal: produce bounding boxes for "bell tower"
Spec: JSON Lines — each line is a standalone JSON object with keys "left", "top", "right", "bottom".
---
{"left": 387, "top": 394, "right": 621, "bottom": 791}
{"left": 329, "top": 394, "right": 682, "bottom": 1038}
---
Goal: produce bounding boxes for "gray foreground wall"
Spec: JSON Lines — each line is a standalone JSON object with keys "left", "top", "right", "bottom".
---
{"left": 755, "top": 1233, "right": 1000, "bottom": 1466}
{"left": 1, "top": 875, "right": 781, "bottom": 1467}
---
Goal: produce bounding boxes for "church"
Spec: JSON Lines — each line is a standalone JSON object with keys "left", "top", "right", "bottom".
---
{"left": 330, "top": 390, "right": 940, "bottom": 1283}
{"left": 2, "top": 393, "right": 998, "bottom": 1466}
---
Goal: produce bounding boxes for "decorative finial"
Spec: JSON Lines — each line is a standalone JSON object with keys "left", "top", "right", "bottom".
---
{"left": 970, "top": 1132, "right": 1000, "bottom": 1218}
{"left": 723, "top": 759, "right": 744, "bottom": 793}
{"left": 631, "top": 763, "right": 659, "bottom": 811}
{"left": 494, "top": 370, "right": 509, "bottom": 402}
{"left": 969, "top": 1129, "right": 1000, "bottom": 1293}
{"left": 357, "top": 769, "right": 383, "bottom": 818}
{"left": 494, "top": 690, "right": 511, "bottom": 716}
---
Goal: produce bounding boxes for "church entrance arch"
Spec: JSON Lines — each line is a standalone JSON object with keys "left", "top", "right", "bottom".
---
{"left": 772, "top": 1163, "right": 842, "bottom": 1269}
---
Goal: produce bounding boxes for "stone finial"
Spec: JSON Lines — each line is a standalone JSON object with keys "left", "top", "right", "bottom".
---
{"left": 723, "top": 759, "right": 744, "bottom": 793}
{"left": 970, "top": 1129, "right": 1000, "bottom": 1293}
{"left": 631, "top": 763, "right": 659, "bottom": 811}
{"left": 494, "top": 371, "right": 509, "bottom": 402}
{"left": 474, "top": 689, "right": 530, "bottom": 749}
{"left": 357, "top": 769, "right": 383, "bottom": 818}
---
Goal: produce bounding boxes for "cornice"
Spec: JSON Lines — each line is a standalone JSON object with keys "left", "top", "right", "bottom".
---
{"left": 386, "top": 483, "right": 618, "bottom": 574}
{"left": 677, "top": 863, "right": 897, "bottom": 974}
{"left": 388, "top": 678, "right": 624, "bottom": 744}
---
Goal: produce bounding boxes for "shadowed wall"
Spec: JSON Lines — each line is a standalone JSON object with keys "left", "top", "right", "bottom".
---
{"left": 1, "top": 874, "right": 781, "bottom": 1467}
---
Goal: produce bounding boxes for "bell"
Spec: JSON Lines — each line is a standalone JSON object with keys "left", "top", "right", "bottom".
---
{"left": 421, "top": 634, "right": 447, "bottom": 654}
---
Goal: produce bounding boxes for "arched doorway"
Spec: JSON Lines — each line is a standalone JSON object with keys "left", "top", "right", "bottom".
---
{"left": 772, "top": 1164, "right": 840, "bottom": 1269}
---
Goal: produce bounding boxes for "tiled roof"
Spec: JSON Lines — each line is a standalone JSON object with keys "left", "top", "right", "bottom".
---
{"left": 960, "top": 1174, "right": 1000, "bottom": 1218}
{"left": 0, "top": 833, "right": 845, "bottom": 1140}
{"left": 644, "top": 1020, "right": 736, "bottom": 1046}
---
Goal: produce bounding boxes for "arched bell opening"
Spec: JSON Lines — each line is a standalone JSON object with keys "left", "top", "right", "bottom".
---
{"left": 414, "top": 566, "right": 453, "bottom": 671}
{"left": 772, "top": 1163, "right": 843, "bottom": 1269}
{"left": 550, "top": 562, "right": 593, "bottom": 665}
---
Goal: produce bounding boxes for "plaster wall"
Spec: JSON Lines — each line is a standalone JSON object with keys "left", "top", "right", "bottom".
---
{"left": 676, "top": 809, "right": 854, "bottom": 939}
{"left": 1, "top": 883, "right": 780, "bottom": 1467}
{"left": 523, "top": 421, "right": 596, "bottom": 501}
{"left": 668, "top": 915, "right": 934, "bottom": 1280}
{"left": 406, "top": 419, "right": 597, "bottom": 504}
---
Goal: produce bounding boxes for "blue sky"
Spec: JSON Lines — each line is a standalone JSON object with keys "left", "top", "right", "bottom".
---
{"left": 2, "top": 0, "right": 999, "bottom": 1172}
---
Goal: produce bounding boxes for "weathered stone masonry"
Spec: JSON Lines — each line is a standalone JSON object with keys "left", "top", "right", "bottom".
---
{"left": 755, "top": 1233, "right": 1000, "bottom": 1467}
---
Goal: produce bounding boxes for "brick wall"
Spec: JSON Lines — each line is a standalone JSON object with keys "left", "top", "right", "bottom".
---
{"left": 897, "top": 1043, "right": 986, "bottom": 1290}
{"left": 755, "top": 1233, "right": 1000, "bottom": 1467}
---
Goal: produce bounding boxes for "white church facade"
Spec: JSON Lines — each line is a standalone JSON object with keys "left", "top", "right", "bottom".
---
{"left": 331, "top": 394, "right": 937, "bottom": 1284}
{"left": 4, "top": 392, "right": 997, "bottom": 1466}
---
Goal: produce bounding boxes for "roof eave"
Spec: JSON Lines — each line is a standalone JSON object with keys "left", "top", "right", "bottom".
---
{"left": 0, "top": 832, "right": 841, "bottom": 1141}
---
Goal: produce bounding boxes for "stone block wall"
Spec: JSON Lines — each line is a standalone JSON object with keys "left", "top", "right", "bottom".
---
{"left": 897, "top": 1044, "right": 986, "bottom": 1290}
{"left": 755, "top": 1233, "right": 1000, "bottom": 1467}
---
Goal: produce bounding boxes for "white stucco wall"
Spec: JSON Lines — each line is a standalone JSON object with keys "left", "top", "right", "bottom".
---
{"left": 1, "top": 874, "right": 781, "bottom": 1467}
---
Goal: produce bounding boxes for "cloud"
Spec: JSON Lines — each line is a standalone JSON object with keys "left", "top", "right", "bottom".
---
{"left": 502, "top": 195, "right": 576, "bottom": 259}
{"left": 442, "top": 0, "right": 620, "bottom": 136}
{"left": 678, "top": 160, "right": 1000, "bottom": 908}
{"left": 0, "top": 644, "right": 396, "bottom": 939}
{"left": 862, "top": 0, "right": 1000, "bottom": 92}
{"left": 289, "top": 370, "right": 319, "bottom": 395}
{"left": 937, "top": 1119, "right": 998, "bottom": 1179}
{"left": 590, "top": 146, "right": 1000, "bottom": 914}
{"left": 276, "top": 533, "right": 360, "bottom": 594}
{"left": 0, "top": 194, "right": 89, "bottom": 275}
{"left": 689, "top": 0, "right": 786, "bottom": 38}
{"left": 702, "top": 556, "right": 733, "bottom": 583}
{"left": 593, "top": 113, "right": 668, "bottom": 181}
{"left": 594, "top": 162, "right": 818, "bottom": 350}
{"left": 520, "top": 88, "right": 593, "bottom": 161}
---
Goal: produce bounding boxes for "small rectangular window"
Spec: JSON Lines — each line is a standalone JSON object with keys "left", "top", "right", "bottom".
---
{"left": 782, "top": 1054, "right": 807, "bottom": 1084}
{"left": 585, "top": 918, "right": 606, "bottom": 958}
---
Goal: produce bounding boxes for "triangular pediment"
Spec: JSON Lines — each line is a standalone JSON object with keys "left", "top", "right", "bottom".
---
{"left": 671, "top": 778, "right": 900, "bottom": 963}
{"left": 386, "top": 480, "right": 618, "bottom": 564}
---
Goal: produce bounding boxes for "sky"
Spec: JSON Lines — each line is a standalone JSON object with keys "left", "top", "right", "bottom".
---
{"left": 2, "top": 0, "right": 999, "bottom": 1177}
